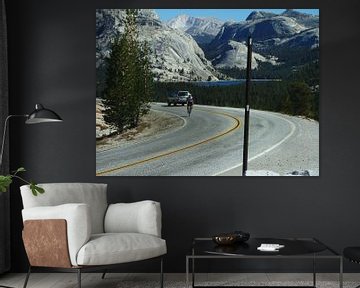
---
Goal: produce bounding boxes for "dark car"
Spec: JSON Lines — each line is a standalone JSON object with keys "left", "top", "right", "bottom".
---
{"left": 167, "top": 91, "right": 191, "bottom": 106}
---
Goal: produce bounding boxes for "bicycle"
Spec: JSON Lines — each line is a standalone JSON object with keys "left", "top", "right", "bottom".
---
{"left": 187, "top": 104, "right": 193, "bottom": 117}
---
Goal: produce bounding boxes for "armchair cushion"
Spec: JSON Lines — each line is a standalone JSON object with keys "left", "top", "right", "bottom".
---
{"left": 76, "top": 233, "right": 167, "bottom": 266}
{"left": 22, "top": 203, "right": 91, "bottom": 266}
{"left": 20, "top": 183, "right": 108, "bottom": 234}
{"left": 104, "top": 201, "right": 162, "bottom": 237}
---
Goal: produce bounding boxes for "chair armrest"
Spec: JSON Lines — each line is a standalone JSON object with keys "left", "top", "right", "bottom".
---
{"left": 23, "top": 219, "right": 72, "bottom": 268}
{"left": 22, "top": 203, "right": 91, "bottom": 266}
{"left": 104, "top": 200, "right": 162, "bottom": 237}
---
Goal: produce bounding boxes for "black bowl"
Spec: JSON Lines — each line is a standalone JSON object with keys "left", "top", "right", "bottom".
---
{"left": 233, "top": 230, "right": 250, "bottom": 242}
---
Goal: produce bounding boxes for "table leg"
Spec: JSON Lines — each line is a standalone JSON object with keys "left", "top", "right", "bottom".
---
{"left": 313, "top": 254, "right": 316, "bottom": 287}
{"left": 186, "top": 257, "right": 189, "bottom": 288}
{"left": 339, "top": 257, "right": 343, "bottom": 288}
{"left": 192, "top": 246, "right": 195, "bottom": 288}
{"left": 192, "top": 257, "right": 195, "bottom": 288}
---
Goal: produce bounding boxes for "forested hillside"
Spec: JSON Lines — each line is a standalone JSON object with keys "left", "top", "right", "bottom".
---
{"left": 154, "top": 45, "right": 319, "bottom": 120}
{"left": 154, "top": 78, "right": 318, "bottom": 120}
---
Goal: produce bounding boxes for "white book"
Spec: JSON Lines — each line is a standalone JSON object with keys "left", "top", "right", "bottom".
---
{"left": 257, "top": 243, "right": 285, "bottom": 251}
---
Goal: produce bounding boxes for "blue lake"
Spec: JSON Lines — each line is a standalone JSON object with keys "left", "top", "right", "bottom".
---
{"left": 193, "top": 79, "right": 281, "bottom": 87}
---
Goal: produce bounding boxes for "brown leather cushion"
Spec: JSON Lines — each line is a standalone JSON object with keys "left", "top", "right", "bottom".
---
{"left": 23, "top": 219, "right": 71, "bottom": 268}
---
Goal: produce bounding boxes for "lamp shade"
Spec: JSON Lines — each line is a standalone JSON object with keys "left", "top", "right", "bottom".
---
{"left": 25, "top": 104, "right": 63, "bottom": 124}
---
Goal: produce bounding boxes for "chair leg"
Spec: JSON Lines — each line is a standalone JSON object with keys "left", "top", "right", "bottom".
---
{"left": 101, "top": 270, "right": 107, "bottom": 279}
{"left": 23, "top": 266, "right": 31, "bottom": 288}
{"left": 160, "top": 257, "right": 164, "bottom": 288}
{"left": 77, "top": 268, "right": 81, "bottom": 288}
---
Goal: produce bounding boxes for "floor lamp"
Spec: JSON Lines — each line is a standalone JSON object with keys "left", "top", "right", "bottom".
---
{"left": 0, "top": 103, "right": 63, "bottom": 167}
{"left": 0, "top": 103, "right": 62, "bottom": 288}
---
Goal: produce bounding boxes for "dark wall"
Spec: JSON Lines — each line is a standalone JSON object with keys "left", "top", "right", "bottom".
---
{"left": 5, "top": 0, "right": 360, "bottom": 273}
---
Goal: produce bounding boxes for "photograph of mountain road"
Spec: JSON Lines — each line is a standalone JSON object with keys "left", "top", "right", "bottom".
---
{"left": 96, "top": 9, "right": 319, "bottom": 176}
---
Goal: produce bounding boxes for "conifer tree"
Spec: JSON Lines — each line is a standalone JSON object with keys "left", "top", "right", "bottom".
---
{"left": 102, "top": 9, "right": 154, "bottom": 132}
{"left": 102, "top": 35, "right": 129, "bottom": 132}
{"left": 287, "top": 81, "right": 313, "bottom": 118}
{"left": 137, "top": 41, "right": 153, "bottom": 120}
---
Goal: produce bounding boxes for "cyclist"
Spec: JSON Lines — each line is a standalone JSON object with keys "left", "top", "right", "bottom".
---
{"left": 186, "top": 94, "right": 194, "bottom": 116}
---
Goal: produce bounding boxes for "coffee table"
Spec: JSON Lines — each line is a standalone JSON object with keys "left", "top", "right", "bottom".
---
{"left": 186, "top": 237, "right": 343, "bottom": 288}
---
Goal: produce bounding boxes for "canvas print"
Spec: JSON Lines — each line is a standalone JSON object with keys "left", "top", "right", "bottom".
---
{"left": 96, "top": 9, "right": 319, "bottom": 176}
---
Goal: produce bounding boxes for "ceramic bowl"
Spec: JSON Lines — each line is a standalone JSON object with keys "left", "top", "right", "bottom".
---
{"left": 212, "top": 233, "right": 238, "bottom": 245}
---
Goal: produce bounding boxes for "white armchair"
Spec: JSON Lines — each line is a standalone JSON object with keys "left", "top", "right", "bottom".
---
{"left": 20, "top": 183, "right": 166, "bottom": 288}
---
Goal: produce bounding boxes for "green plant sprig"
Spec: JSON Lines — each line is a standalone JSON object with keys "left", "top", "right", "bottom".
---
{"left": 0, "top": 167, "right": 44, "bottom": 196}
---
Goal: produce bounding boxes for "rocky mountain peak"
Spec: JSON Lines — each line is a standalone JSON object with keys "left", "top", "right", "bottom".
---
{"left": 281, "top": 9, "right": 319, "bottom": 28}
{"left": 245, "top": 11, "right": 276, "bottom": 21}
{"left": 281, "top": 9, "right": 307, "bottom": 19}
{"left": 167, "top": 14, "right": 224, "bottom": 44}
{"left": 96, "top": 9, "right": 219, "bottom": 83}
{"left": 167, "top": 14, "right": 191, "bottom": 29}
{"left": 206, "top": 9, "right": 318, "bottom": 70}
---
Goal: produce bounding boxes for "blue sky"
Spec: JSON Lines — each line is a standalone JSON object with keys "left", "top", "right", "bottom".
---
{"left": 155, "top": 9, "right": 319, "bottom": 22}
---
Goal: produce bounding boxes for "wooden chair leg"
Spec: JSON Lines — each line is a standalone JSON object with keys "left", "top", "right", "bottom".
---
{"left": 22, "top": 266, "right": 31, "bottom": 288}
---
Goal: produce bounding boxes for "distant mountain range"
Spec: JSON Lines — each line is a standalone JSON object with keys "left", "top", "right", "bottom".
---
{"left": 206, "top": 9, "right": 319, "bottom": 69}
{"left": 96, "top": 9, "right": 319, "bottom": 85}
{"left": 167, "top": 14, "right": 224, "bottom": 45}
{"left": 96, "top": 9, "right": 218, "bottom": 83}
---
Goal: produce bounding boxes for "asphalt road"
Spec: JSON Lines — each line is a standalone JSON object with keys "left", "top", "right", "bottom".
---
{"left": 96, "top": 103, "right": 319, "bottom": 176}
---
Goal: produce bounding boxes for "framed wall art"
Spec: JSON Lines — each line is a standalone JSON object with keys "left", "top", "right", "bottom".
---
{"left": 96, "top": 9, "right": 319, "bottom": 176}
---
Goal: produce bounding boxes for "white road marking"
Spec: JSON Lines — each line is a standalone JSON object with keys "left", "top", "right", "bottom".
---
{"left": 213, "top": 113, "right": 297, "bottom": 176}
{"left": 96, "top": 109, "right": 240, "bottom": 176}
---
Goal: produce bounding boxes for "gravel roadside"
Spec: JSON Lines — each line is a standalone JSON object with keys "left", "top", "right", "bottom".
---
{"left": 219, "top": 111, "right": 319, "bottom": 176}
{"left": 96, "top": 102, "right": 184, "bottom": 151}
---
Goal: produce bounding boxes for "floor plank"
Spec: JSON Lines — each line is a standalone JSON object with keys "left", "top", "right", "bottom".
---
{"left": 1, "top": 273, "right": 359, "bottom": 288}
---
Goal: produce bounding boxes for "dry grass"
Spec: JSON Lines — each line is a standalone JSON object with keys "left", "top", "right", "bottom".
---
{"left": 96, "top": 101, "right": 183, "bottom": 151}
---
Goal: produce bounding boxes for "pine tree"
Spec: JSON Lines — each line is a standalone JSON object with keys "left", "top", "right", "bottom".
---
{"left": 138, "top": 41, "right": 153, "bottom": 119}
{"left": 102, "top": 35, "right": 129, "bottom": 132}
{"left": 281, "top": 94, "right": 292, "bottom": 115}
{"left": 102, "top": 9, "right": 154, "bottom": 132}
{"left": 287, "top": 81, "right": 313, "bottom": 117}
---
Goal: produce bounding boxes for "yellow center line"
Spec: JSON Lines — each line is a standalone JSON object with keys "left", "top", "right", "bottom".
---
{"left": 96, "top": 109, "right": 242, "bottom": 176}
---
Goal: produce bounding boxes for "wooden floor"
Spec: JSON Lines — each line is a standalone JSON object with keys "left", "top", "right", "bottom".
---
{"left": 0, "top": 273, "right": 359, "bottom": 288}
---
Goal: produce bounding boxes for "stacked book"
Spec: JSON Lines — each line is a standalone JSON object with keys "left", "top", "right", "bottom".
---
{"left": 257, "top": 243, "right": 285, "bottom": 252}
